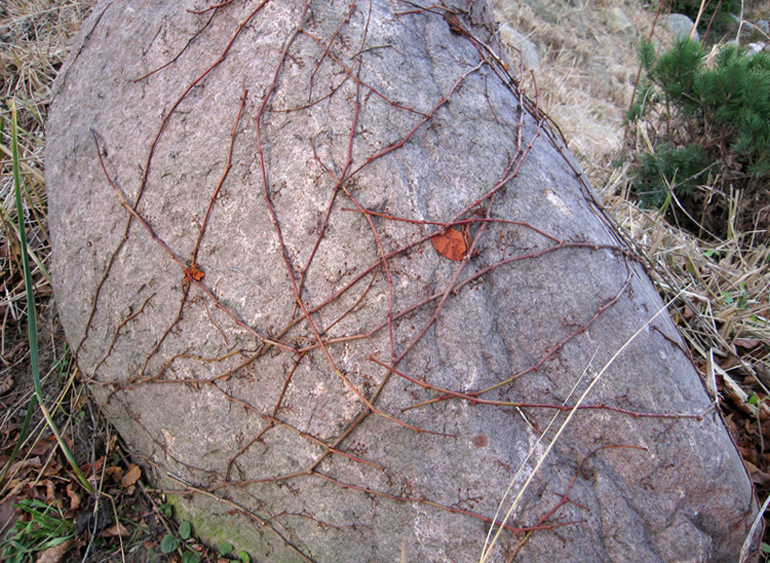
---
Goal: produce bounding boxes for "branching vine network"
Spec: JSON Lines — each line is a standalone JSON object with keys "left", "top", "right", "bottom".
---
{"left": 77, "top": 0, "right": 710, "bottom": 559}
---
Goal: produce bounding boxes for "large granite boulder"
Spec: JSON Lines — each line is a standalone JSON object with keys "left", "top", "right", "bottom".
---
{"left": 45, "top": 1, "right": 757, "bottom": 561}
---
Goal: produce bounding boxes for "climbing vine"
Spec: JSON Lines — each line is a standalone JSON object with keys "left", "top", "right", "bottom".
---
{"left": 70, "top": 1, "right": 720, "bottom": 560}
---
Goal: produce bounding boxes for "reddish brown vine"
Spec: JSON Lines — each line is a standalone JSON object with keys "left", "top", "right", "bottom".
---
{"left": 80, "top": 1, "right": 714, "bottom": 560}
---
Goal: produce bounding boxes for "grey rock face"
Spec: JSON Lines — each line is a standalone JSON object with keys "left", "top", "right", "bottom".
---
{"left": 46, "top": 1, "right": 756, "bottom": 561}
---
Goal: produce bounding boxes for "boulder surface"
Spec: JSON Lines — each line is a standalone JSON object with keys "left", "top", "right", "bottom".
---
{"left": 46, "top": 1, "right": 757, "bottom": 561}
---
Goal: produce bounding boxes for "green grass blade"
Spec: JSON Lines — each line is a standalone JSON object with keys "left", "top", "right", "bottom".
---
{"left": 11, "top": 102, "right": 40, "bottom": 390}
{"left": 10, "top": 100, "right": 94, "bottom": 494}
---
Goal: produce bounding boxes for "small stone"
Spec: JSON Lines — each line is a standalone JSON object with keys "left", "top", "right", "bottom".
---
{"left": 523, "top": 0, "right": 558, "bottom": 24}
{"left": 588, "top": 62, "right": 611, "bottom": 96}
{"left": 748, "top": 42, "right": 769, "bottom": 56}
{"left": 606, "top": 7, "right": 636, "bottom": 41}
{"left": 499, "top": 23, "right": 540, "bottom": 70}
{"left": 664, "top": 13, "right": 699, "bottom": 40}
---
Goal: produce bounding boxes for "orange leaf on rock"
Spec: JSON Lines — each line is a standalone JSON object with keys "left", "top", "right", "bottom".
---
{"left": 121, "top": 463, "right": 141, "bottom": 488}
{"left": 185, "top": 262, "right": 205, "bottom": 281}
{"left": 431, "top": 227, "right": 467, "bottom": 261}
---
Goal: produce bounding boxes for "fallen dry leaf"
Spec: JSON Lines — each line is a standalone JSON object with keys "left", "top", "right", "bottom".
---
{"left": 0, "top": 496, "right": 18, "bottom": 539}
{"left": 744, "top": 460, "right": 770, "bottom": 486}
{"left": 66, "top": 483, "right": 81, "bottom": 511}
{"left": 431, "top": 227, "right": 467, "bottom": 261}
{"left": 121, "top": 463, "right": 141, "bottom": 488}
{"left": 104, "top": 465, "right": 123, "bottom": 482}
{"left": 720, "top": 355, "right": 741, "bottom": 371}
{"left": 757, "top": 364, "right": 770, "bottom": 388}
{"left": 41, "top": 460, "right": 64, "bottom": 478}
{"left": 0, "top": 479, "right": 25, "bottom": 503}
{"left": 739, "top": 445, "right": 758, "bottom": 465}
{"left": 8, "top": 456, "right": 41, "bottom": 477}
{"left": 43, "top": 479, "right": 57, "bottom": 503}
{"left": 100, "top": 522, "right": 130, "bottom": 537}
{"left": 81, "top": 456, "right": 105, "bottom": 479}
{"left": 72, "top": 393, "right": 88, "bottom": 411}
{"left": 30, "top": 435, "right": 57, "bottom": 457}
{"left": 0, "top": 374, "right": 14, "bottom": 395}
{"left": 35, "top": 539, "right": 73, "bottom": 563}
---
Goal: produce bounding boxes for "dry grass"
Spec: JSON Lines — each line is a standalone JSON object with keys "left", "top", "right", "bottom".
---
{"left": 0, "top": 0, "right": 92, "bottom": 349}
{"left": 0, "top": 0, "right": 768, "bottom": 561}
{"left": 1, "top": 0, "right": 93, "bottom": 325}
{"left": 607, "top": 183, "right": 770, "bottom": 390}
{"left": 493, "top": 0, "right": 650, "bottom": 185}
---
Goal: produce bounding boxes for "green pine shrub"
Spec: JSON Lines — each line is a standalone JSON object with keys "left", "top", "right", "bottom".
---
{"left": 626, "top": 36, "right": 770, "bottom": 239}
{"left": 635, "top": 143, "right": 713, "bottom": 208}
